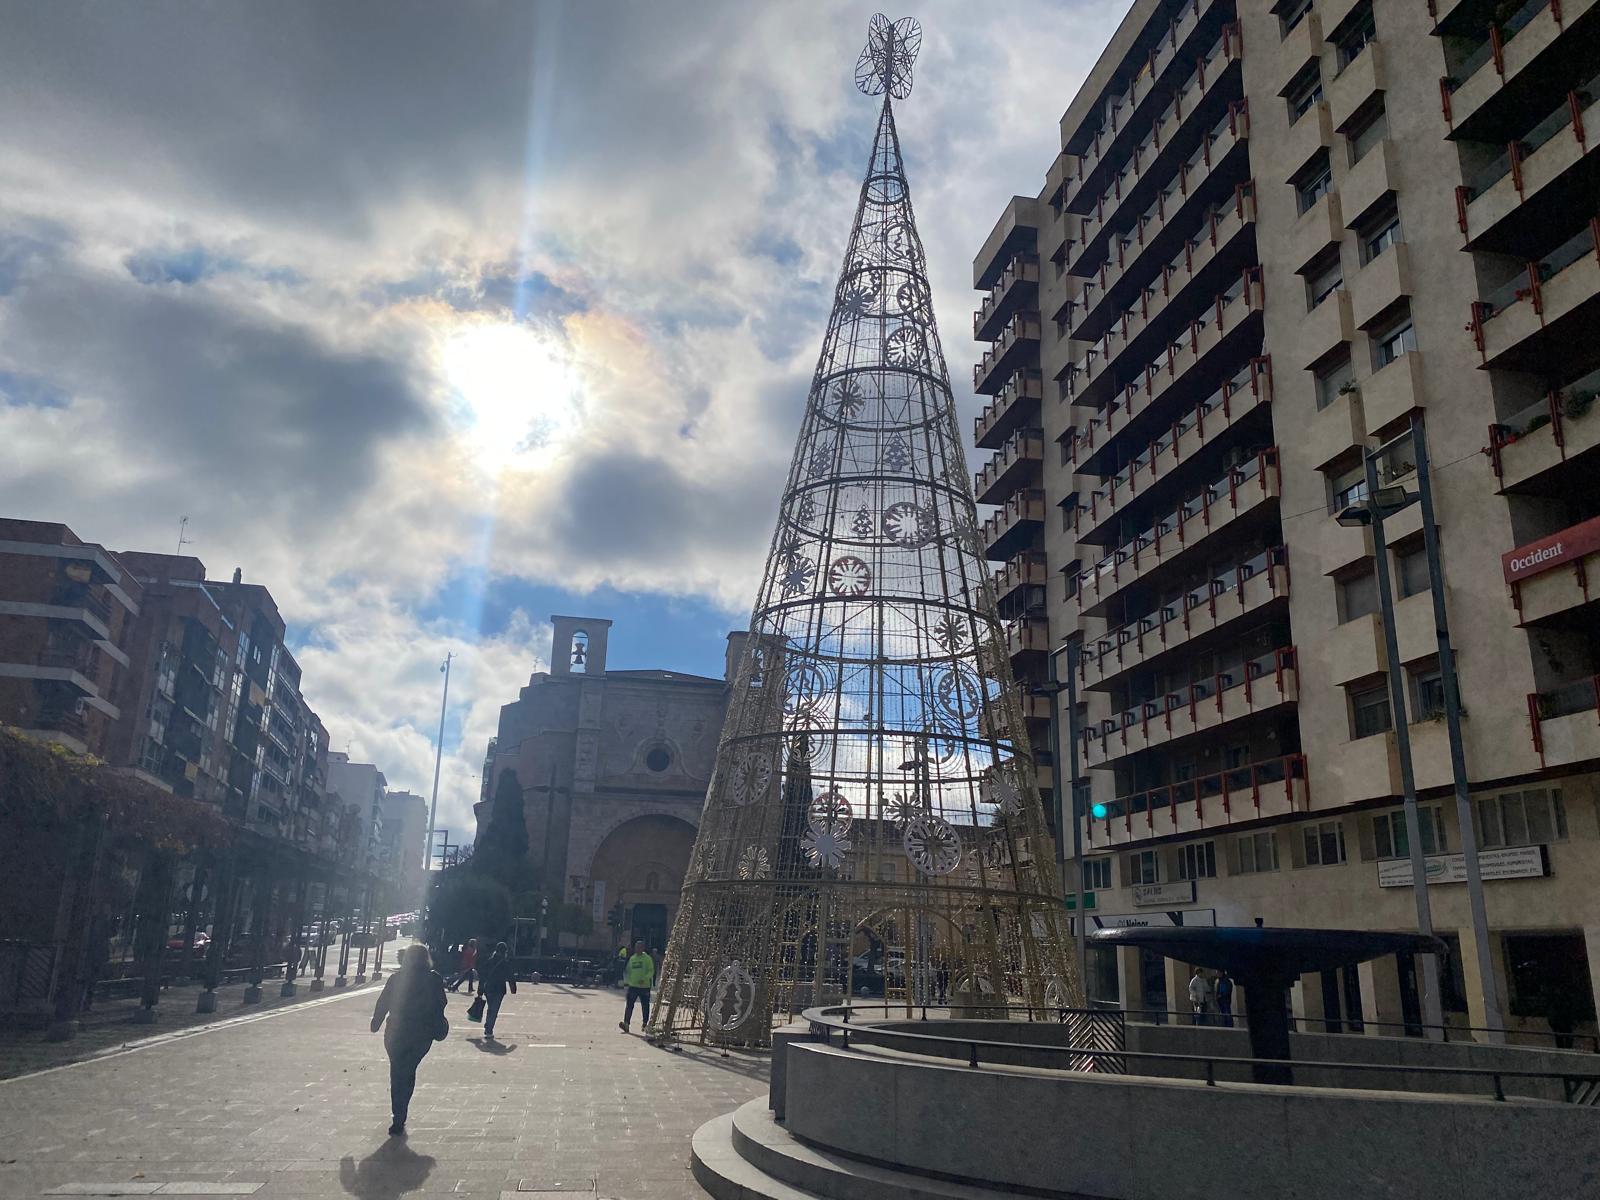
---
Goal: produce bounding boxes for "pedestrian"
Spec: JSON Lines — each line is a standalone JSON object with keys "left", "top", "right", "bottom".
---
{"left": 618, "top": 939, "right": 655, "bottom": 1033}
{"left": 476, "top": 941, "right": 518, "bottom": 1039}
{"left": 369, "top": 943, "right": 448, "bottom": 1138}
{"left": 1215, "top": 970, "right": 1235, "bottom": 1028}
{"left": 447, "top": 937, "right": 478, "bottom": 992}
{"left": 1188, "top": 966, "right": 1213, "bottom": 1026}
{"left": 934, "top": 953, "right": 950, "bottom": 1006}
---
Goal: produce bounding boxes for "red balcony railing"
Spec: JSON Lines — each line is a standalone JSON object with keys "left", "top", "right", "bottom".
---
{"left": 1088, "top": 751, "right": 1309, "bottom": 844}
{"left": 1526, "top": 675, "right": 1600, "bottom": 767}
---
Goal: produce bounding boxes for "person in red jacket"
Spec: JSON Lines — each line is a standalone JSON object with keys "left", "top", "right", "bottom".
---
{"left": 447, "top": 938, "right": 478, "bottom": 992}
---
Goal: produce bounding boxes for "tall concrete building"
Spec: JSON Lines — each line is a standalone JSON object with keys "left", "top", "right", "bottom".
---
{"left": 379, "top": 789, "right": 429, "bottom": 909}
{"left": 972, "top": 0, "right": 1599, "bottom": 1038}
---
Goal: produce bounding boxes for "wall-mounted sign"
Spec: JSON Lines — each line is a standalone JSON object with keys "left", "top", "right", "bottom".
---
{"left": 1501, "top": 514, "right": 1600, "bottom": 584}
{"left": 1132, "top": 880, "right": 1196, "bottom": 907}
{"left": 1377, "top": 845, "right": 1548, "bottom": 888}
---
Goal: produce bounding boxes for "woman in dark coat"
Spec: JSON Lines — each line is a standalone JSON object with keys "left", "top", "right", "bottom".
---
{"left": 476, "top": 941, "right": 517, "bottom": 1039}
{"left": 370, "top": 943, "right": 447, "bottom": 1136}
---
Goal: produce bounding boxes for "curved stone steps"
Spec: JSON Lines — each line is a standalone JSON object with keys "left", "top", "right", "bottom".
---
{"left": 692, "top": 1098, "right": 1046, "bottom": 1200}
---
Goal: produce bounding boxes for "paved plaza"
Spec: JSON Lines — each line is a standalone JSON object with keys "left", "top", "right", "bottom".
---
{"left": 0, "top": 983, "right": 766, "bottom": 1200}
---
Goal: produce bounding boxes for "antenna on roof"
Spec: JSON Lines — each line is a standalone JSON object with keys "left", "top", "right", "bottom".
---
{"left": 177, "top": 515, "right": 192, "bottom": 555}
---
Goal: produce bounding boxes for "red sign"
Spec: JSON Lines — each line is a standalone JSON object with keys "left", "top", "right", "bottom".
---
{"left": 1502, "top": 514, "right": 1600, "bottom": 584}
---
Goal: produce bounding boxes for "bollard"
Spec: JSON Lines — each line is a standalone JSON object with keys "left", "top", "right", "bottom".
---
{"left": 196, "top": 989, "right": 218, "bottom": 1014}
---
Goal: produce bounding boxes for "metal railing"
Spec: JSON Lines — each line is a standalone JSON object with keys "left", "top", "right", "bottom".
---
{"left": 802, "top": 1003, "right": 1600, "bottom": 1104}
{"left": 1121, "top": 1006, "right": 1600, "bottom": 1052}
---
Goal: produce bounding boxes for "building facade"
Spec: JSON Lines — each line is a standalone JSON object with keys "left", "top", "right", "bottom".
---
{"left": 971, "top": 0, "right": 1599, "bottom": 1039}
{"left": 478, "top": 616, "right": 741, "bottom": 954}
{"left": 379, "top": 789, "right": 429, "bottom": 910}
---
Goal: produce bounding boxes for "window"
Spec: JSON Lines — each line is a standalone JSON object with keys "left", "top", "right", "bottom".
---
{"left": 1314, "top": 352, "right": 1356, "bottom": 410}
{"left": 1293, "top": 153, "right": 1333, "bottom": 214}
{"left": 1334, "top": 3, "right": 1377, "bottom": 68}
{"left": 1327, "top": 459, "right": 1369, "bottom": 514}
{"left": 1061, "top": 564, "right": 1080, "bottom": 601}
{"left": 878, "top": 860, "right": 898, "bottom": 882}
{"left": 1303, "top": 819, "right": 1347, "bottom": 866}
{"left": 1286, "top": 65, "right": 1325, "bottom": 123}
{"left": 1410, "top": 665, "right": 1446, "bottom": 720}
{"left": 1372, "top": 307, "right": 1417, "bottom": 369}
{"left": 1304, "top": 251, "right": 1344, "bottom": 310}
{"left": 1236, "top": 830, "right": 1279, "bottom": 873}
{"left": 1127, "top": 849, "right": 1161, "bottom": 885}
{"left": 1347, "top": 102, "right": 1388, "bottom": 165}
{"left": 1477, "top": 788, "right": 1567, "bottom": 848}
{"left": 1177, "top": 841, "right": 1217, "bottom": 880}
{"left": 1336, "top": 567, "right": 1379, "bottom": 623}
{"left": 1279, "top": 0, "right": 1314, "bottom": 35}
{"left": 644, "top": 746, "right": 673, "bottom": 773}
{"left": 1350, "top": 681, "right": 1393, "bottom": 738}
{"left": 1357, "top": 201, "right": 1403, "bottom": 265}
{"left": 1373, "top": 806, "right": 1445, "bottom": 859}
{"left": 1395, "top": 544, "right": 1430, "bottom": 598}
{"left": 1083, "top": 857, "right": 1112, "bottom": 890}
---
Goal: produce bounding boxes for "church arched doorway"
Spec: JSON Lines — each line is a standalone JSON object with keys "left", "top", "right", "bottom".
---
{"left": 587, "top": 814, "right": 696, "bottom": 955}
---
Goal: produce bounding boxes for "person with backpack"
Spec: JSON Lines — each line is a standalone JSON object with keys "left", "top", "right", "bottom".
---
{"left": 369, "top": 944, "right": 448, "bottom": 1137}
{"left": 618, "top": 939, "right": 655, "bottom": 1033}
{"left": 475, "top": 941, "right": 517, "bottom": 1039}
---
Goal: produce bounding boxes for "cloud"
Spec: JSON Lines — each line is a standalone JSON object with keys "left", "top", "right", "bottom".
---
{"left": 0, "top": 0, "right": 1130, "bottom": 829}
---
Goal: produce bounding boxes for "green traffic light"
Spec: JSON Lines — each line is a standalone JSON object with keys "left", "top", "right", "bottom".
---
{"left": 1090, "top": 802, "right": 1109, "bottom": 819}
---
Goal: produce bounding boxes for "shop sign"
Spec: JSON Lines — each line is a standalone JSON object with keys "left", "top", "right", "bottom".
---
{"left": 1377, "top": 844, "right": 1548, "bottom": 888}
{"left": 1501, "top": 515, "right": 1600, "bottom": 584}
{"left": 1073, "top": 909, "right": 1216, "bottom": 935}
{"left": 1132, "top": 880, "right": 1196, "bottom": 907}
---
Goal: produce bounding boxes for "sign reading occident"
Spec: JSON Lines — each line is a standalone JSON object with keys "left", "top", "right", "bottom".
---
{"left": 1501, "top": 514, "right": 1600, "bottom": 585}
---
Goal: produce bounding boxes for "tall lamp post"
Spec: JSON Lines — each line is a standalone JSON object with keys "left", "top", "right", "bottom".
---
{"left": 1335, "top": 419, "right": 1503, "bottom": 1040}
{"left": 422, "top": 652, "right": 454, "bottom": 927}
{"left": 1038, "top": 639, "right": 1089, "bottom": 1002}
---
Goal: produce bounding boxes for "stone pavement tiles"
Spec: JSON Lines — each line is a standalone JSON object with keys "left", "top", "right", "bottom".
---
{"left": 0, "top": 983, "right": 768, "bottom": 1199}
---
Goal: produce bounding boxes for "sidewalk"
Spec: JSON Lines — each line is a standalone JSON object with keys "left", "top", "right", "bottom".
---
{"left": 0, "top": 981, "right": 768, "bottom": 1199}
{"left": 0, "top": 974, "right": 382, "bottom": 1081}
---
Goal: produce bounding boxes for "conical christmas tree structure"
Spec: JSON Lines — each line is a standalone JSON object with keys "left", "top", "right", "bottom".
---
{"left": 651, "top": 14, "right": 1079, "bottom": 1048}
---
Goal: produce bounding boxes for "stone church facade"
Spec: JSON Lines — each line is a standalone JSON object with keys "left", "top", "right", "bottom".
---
{"left": 476, "top": 616, "right": 742, "bottom": 954}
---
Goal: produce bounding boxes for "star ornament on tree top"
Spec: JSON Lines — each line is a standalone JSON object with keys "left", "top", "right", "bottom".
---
{"left": 854, "top": 13, "right": 922, "bottom": 100}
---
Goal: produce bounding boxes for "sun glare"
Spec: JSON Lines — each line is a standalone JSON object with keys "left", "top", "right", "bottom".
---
{"left": 442, "top": 321, "right": 579, "bottom": 471}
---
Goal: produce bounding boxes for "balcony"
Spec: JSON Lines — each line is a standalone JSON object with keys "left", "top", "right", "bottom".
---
{"left": 974, "top": 428, "right": 1045, "bottom": 505}
{"left": 1489, "top": 366, "right": 1600, "bottom": 490}
{"left": 1341, "top": 139, "right": 1400, "bottom": 232}
{"left": 974, "top": 369, "right": 1043, "bottom": 450}
{"left": 1460, "top": 73, "right": 1600, "bottom": 252}
{"left": 1071, "top": 48, "right": 1248, "bottom": 280}
{"left": 1443, "top": 0, "right": 1599, "bottom": 142}
{"left": 974, "top": 254, "right": 1041, "bottom": 341}
{"left": 1070, "top": 182, "right": 1257, "bottom": 382}
{"left": 993, "top": 550, "right": 1048, "bottom": 605}
{"left": 1360, "top": 347, "right": 1426, "bottom": 435}
{"left": 1349, "top": 242, "right": 1414, "bottom": 332}
{"left": 973, "top": 196, "right": 1041, "bottom": 290}
{"left": 1080, "top": 546, "right": 1289, "bottom": 691}
{"left": 1072, "top": 359, "right": 1272, "bottom": 544}
{"left": 1004, "top": 615, "right": 1050, "bottom": 662}
{"left": 1076, "top": 448, "right": 1282, "bottom": 614}
{"left": 1064, "top": 0, "right": 1236, "bottom": 215}
{"left": 1528, "top": 675, "right": 1600, "bottom": 768}
{"left": 1084, "top": 752, "right": 1309, "bottom": 849}
{"left": 980, "top": 488, "right": 1047, "bottom": 561}
{"left": 1065, "top": 266, "right": 1264, "bottom": 423}
{"left": 1328, "top": 41, "right": 1386, "bottom": 132}
{"left": 1504, "top": 513, "right": 1600, "bottom": 624}
{"left": 1470, "top": 220, "right": 1600, "bottom": 369}
{"left": 973, "top": 313, "right": 1041, "bottom": 395}
{"left": 1082, "top": 646, "right": 1299, "bottom": 768}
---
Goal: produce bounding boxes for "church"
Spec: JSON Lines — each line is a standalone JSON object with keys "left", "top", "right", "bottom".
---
{"left": 475, "top": 616, "right": 742, "bottom": 954}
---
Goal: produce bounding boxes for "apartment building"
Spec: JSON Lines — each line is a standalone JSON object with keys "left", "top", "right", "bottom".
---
{"left": 972, "top": 0, "right": 1599, "bottom": 1039}
{"left": 0, "top": 520, "right": 144, "bottom": 756}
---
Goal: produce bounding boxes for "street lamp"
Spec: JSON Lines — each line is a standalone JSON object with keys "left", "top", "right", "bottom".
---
{"left": 1334, "top": 417, "right": 1506, "bottom": 1042}
{"left": 1037, "top": 639, "right": 1088, "bottom": 1003}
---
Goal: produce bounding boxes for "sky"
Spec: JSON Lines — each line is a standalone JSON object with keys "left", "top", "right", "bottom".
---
{"left": 0, "top": 1, "right": 1130, "bottom": 842}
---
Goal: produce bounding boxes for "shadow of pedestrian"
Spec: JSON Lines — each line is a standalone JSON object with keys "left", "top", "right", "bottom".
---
{"left": 338, "top": 1140, "right": 436, "bottom": 1200}
{"left": 470, "top": 1038, "right": 518, "bottom": 1055}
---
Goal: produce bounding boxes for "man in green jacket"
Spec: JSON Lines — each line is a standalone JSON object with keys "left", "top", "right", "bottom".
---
{"left": 618, "top": 939, "right": 655, "bottom": 1033}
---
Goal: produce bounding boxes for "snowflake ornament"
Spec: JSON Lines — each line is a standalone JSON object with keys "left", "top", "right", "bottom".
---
{"left": 808, "top": 789, "right": 853, "bottom": 835}
{"left": 833, "top": 379, "right": 866, "bottom": 420}
{"left": 903, "top": 813, "right": 962, "bottom": 876}
{"left": 882, "top": 501, "right": 936, "bottom": 547}
{"left": 885, "top": 790, "right": 921, "bottom": 827}
{"left": 779, "top": 555, "right": 816, "bottom": 597}
{"left": 884, "top": 326, "right": 925, "bottom": 367}
{"left": 802, "top": 827, "right": 851, "bottom": 870}
{"left": 931, "top": 615, "right": 969, "bottom": 653}
{"left": 737, "top": 845, "right": 772, "bottom": 880}
{"left": 828, "top": 556, "right": 872, "bottom": 597}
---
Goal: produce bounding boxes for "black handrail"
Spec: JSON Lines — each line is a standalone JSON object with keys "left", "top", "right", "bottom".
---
{"left": 802, "top": 1004, "right": 1600, "bottom": 1104}
{"left": 1119, "top": 1006, "right": 1600, "bottom": 1052}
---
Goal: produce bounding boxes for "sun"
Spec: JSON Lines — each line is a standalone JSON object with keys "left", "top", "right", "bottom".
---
{"left": 441, "top": 321, "right": 579, "bottom": 471}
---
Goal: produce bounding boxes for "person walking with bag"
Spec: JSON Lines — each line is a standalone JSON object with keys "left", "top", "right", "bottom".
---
{"left": 475, "top": 941, "right": 517, "bottom": 1039}
{"left": 369, "top": 944, "right": 448, "bottom": 1137}
{"left": 618, "top": 939, "right": 655, "bottom": 1033}
{"left": 447, "top": 938, "right": 478, "bottom": 993}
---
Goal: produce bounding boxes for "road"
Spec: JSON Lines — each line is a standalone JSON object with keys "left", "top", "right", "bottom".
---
{"left": 0, "top": 982, "right": 766, "bottom": 1199}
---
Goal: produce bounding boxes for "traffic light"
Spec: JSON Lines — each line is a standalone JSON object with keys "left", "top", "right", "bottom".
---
{"left": 1090, "top": 802, "right": 1109, "bottom": 820}
{"left": 606, "top": 903, "right": 624, "bottom": 931}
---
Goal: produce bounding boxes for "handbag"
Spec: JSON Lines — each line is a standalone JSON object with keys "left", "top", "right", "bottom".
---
{"left": 467, "top": 994, "right": 486, "bottom": 1023}
{"left": 433, "top": 1011, "right": 450, "bottom": 1042}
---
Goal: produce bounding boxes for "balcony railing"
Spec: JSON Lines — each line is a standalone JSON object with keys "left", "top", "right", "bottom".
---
{"left": 975, "top": 428, "right": 1045, "bottom": 501}
{"left": 1461, "top": 69, "right": 1599, "bottom": 203}
{"left": 974, "top": 369, "right": 1043, "bottom": 449}
{"left": 1527, "top": 675, "right": 1600, "bottom": 767}
{"left": 1486, "top": 365, "right": 1600, "bottom": 480}
{"left": 1079, "top": 545, "right": 1288, "bottom": 685}
{"left": 1443, "top": 0, "right": 1549, "bottom": 94}
{"left": 992, "top": 550, "right": 1049, "bottom": 601}
{"left": 973, "top": 313, "right": 1042, "bottom": 393}
{"left": 1084, "top": 645, "right": 1297, "bottom": 761}
{"left": 1087, "top": 751, "right": 1309, "bottom": 845}
{"left": 980, "top": 488, "right": 1047, "bottom": 552}
{"left": 1468, "top": 220, "right": 1599, "bottom": 357}
{"left": 1076, "top": 446, "right": 1280, "bottom": 606}
{"left": 974, "top": 253, "right": 1041, "bottom": 339}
